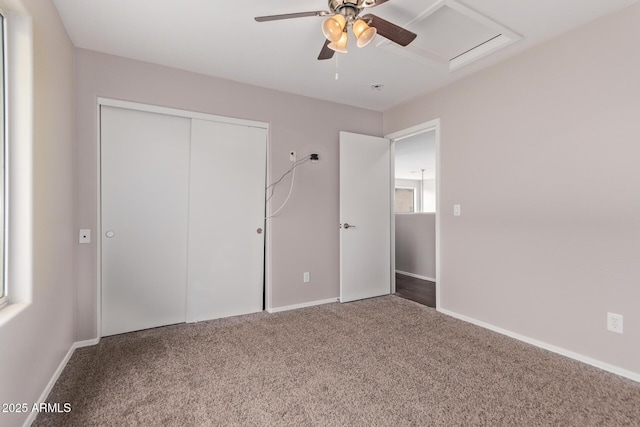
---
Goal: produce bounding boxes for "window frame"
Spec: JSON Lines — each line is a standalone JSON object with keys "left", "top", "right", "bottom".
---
{"left": 0, "top": 5, "right": 6, "bottom": 308}
{"left": 394, "top": 187, "right": 416, "bottom": 214}
{"left": 0, "top": 8, "right": 34, "bottom": 316}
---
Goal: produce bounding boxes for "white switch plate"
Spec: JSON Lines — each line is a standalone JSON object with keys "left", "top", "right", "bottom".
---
{"left": 454, "top": 204, "right": 461, "bottom": 216}
{"left": 607, "top": 312, "right": 623, "bottom": 334}
{"left": 303, "top": 272, "right": 310, "bottom": 283}
{"left": 79, "top": 229, "right": 91, "bottom": 244}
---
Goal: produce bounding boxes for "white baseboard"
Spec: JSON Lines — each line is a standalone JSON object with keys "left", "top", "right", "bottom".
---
{"left": 267, "top": 297, "right": 339, "bottom": 314}
{"left": 396, "top": 270, "right": 436, "bottom": 282}
{"left": 438, "top": 308, "right": 640, "bottom": 383}
{"left": 23, "top": 345, "right": 75, "bottom": 426}
{"left": 23, "top": 337, "right": 100, "bottom": 427}
{"left": 75, "top": 337, "right": 100, "bottom": 348}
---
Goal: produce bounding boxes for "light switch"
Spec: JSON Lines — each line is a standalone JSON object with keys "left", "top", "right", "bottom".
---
{"left": 453, "top": 204, "right": 461, "bottom": 216}
{"left": 79, "top": 229, "right": 91, "bottom": 244}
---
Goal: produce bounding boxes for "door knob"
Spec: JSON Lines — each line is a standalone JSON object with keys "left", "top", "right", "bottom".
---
{"left": 105, "top": 230, "right": 115, "bottom": 238}
{"left": 343, "top": 223, "right": 356, "bottom": 229}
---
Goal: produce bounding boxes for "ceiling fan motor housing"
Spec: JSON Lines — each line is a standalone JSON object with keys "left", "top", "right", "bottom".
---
{"left": 329, "top": 0, "right": 363, "bottom": 23}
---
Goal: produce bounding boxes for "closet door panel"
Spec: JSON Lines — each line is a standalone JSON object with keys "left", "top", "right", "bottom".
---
{"left": 187, "top": 119, "right": 267, "bottom": 322}
{"left": 101, "top": 106, "right": 190, "bottom": 336}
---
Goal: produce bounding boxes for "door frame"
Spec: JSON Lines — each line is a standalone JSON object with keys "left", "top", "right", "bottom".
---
{"left": 385, "top": 118, "right": 441, "bottom": 309}
{"left": 95, "top": 97, "right": 270, "bottom": 338}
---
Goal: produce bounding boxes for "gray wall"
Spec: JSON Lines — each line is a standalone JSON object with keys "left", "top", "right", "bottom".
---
{"left": 74, "top": 49, "right": 382, "bottom": 340}
{"left": 395, "top": 213, "right": 436, "bottom": 280}
{"left": 384, "top": 3, "right": 640, "bottom": 374}
{"left": 0, "top": 1, "right": 76, "bottom": 426}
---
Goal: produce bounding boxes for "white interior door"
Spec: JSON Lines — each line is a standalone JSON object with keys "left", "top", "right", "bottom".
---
{"left": 101, "top": 106, "right": 191, "bottom": 336}
{"left": 340, "top": 131, "right": 391, "bottom": 302}
{"left": 186, "top": 119, "right": 267, "bottom": 322}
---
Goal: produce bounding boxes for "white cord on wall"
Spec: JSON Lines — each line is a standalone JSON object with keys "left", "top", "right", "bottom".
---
{"left": 266, "top": 156, "right": 310, "bottom": 203}
{"left": 265, "top": 166, "right": 297, "bottom": 220}
{"left": 265, "top": 155, "right": 312, "bottom": 220}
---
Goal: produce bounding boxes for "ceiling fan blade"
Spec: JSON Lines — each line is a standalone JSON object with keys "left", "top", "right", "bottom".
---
{"left": 255, "top": 11, "right": 330, "bottom": 22}
{"left": 362, "top": 0, "right": 390, "bottom": 7}
{"left": 318, "top": 39, "right": 335, "bottom": 60}
{"left": 361, "top": 13, "right": 417, "bottom": 46}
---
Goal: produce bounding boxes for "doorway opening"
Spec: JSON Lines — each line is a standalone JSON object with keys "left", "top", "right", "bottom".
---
{"left": 386, "top": 120, "right": 440, "bottom": 309}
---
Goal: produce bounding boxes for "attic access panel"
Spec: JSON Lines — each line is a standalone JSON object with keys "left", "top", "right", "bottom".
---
{"left": 377, "top": 0, "right": 521, "bottom": 70}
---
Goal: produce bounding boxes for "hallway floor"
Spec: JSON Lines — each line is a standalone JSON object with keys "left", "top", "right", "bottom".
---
{"left": 394, "top": 273, "right": 435, "bottom": 308}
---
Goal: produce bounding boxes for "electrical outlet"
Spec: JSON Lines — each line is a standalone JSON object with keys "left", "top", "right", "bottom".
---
{"left": 303, "top": 272, "right": 310, "bottom": 283}
{"left": 453, "top": 204, "right": 461, "bottom": 216}
{"left": 289, "top": 151, "right": 296, "bottom": 162}
{"left": 607, "top": 312, "right": 623, "bottom": 334}
{"left": 79, "top": 229, "right": 91, "bottom": 244}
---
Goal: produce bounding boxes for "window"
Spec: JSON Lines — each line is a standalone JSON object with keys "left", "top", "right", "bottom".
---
{"left": 395, "top": 188, "right": 415, "bottom": 213}
{"left": 0, "top": 9, "right": 33, "bottom": 311}
{"left": 0, "top": 8, "right": 6, "bottom": 306}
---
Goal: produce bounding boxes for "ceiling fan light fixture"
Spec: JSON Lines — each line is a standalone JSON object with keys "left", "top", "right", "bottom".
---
{"left": 353, "top": 19, "right": 377, "bottom": 47}
{"left": 322, "top": 14, "right": 346, "bottom": 42}
{"left": 328, "top": 30, "right": 348, "bottom": 54}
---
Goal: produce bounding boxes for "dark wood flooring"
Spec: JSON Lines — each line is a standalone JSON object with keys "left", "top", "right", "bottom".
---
{"left": 394, "top": 273, "right": 436, "bottom": 308}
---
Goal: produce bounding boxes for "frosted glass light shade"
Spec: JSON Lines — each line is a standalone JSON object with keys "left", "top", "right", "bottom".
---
{"left": 353, "top": 19, "right": 377, "bottom": 48}
{"left": 328, "top": 31, "right": 348, "bottom": 53}
{"left": 322, "top": 14, "right": 346, "bottom": 42}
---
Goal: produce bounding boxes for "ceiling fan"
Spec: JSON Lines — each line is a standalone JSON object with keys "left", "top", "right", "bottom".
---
{"left": 255, "top": 0, "right": 417, "bottom": 60}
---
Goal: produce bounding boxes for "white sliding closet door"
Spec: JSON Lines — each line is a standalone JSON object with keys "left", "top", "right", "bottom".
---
{"left": 186, "top": 119, "right": 267, "bottom": 322}
{"left": 101, "top": 106, "right": 191, "bottom": 336}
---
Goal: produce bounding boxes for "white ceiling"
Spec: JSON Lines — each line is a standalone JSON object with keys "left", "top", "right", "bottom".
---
{"left": 53, "top": 0, "right": 639, "bottom": 111}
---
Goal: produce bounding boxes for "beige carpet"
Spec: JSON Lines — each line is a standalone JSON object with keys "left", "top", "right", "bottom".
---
{"left": 35, "top": 296, "right": 640, "bottom": 426}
